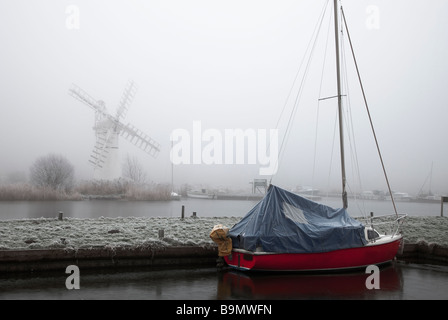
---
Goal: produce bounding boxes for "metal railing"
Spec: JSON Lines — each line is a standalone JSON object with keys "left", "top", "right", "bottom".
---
{"left": 357, "top": 213, "right": 407, "bottom": 241}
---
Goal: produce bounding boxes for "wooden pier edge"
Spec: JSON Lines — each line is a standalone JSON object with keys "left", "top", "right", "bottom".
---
{"left": 396, "top": 241, "right": 448, "bottom": 265}
{"left": 0, "top": 246, "right": 219, "bottom": 273}
{"left": 0, "top": 242, "right": 447, "bottom": 273}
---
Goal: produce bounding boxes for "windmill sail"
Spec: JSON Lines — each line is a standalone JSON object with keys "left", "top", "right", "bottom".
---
{"left": 119, "top": 123, "right": 161, "bottom": 158}
{"left": 69, "top": 84, "right": 108, "bottom": 116}
{"left": 115, "top": 80, "right": 137, "bottom": 122}
{"left": 68, "top": 81, "right": 160, "bottom": 180}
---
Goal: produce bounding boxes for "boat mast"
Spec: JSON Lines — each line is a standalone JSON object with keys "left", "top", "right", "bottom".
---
{"left": 333, "top": 0, "right": 348, "bottom": 209}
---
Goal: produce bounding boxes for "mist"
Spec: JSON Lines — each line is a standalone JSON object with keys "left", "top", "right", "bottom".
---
{"left": 1, "top": 0, "right": 447, "bottom": 196}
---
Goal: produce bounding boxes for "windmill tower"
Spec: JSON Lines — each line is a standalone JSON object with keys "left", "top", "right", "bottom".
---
{"left": 69, "top": 80, "right": 160, "bottom": 180}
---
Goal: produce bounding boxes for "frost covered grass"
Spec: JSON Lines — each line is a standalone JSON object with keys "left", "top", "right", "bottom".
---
{"left": 400, "top": 216, "right": 448, "bottom": 246}
{"left": 0, "top": 216, "right": 241, "bottom": 250}
{"left": 0, "top": 216, "right": 447, "bottom": 251}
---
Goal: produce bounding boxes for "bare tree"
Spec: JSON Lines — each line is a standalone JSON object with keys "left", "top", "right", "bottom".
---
{"left": 123, "top": 154, "right": 147, "bottom": 184}
{"left": 30, "top": 154, "right": 74, "bottom": 192}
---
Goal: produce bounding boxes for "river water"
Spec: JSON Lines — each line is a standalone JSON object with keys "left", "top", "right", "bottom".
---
{"left": 0, "top": 196, "right": 443, "bottom": 220}
{"left": 1, "top": 197, "right": 447, "bottom": 300}
{"left": 1, "top": 262, "right": 447, "bottom": 300}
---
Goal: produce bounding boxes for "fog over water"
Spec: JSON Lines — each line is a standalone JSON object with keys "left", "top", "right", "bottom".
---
{"left": 1, "top": 0, "right": 448, "bottom": 196}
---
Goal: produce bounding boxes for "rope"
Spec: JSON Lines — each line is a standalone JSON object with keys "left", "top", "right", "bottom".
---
{"left": 313, "top": 3, "right": 333, "bottom": 190}
{"left": 340, "top": 16, "right": 368, "bottom": 215}
{"left": 341, "top": 7, "right": 398, "bottom": 217}
{"left": 270, "top": 0, "right": 331, "bottom": 186}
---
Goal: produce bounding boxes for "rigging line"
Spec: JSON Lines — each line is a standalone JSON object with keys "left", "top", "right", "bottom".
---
{"left": 313, "top": 3, "right": 333, "bottom": 189}
{"left": 282, "top": 0, "right": 331, "bottom": 166}
{"left": 417, "top": 162, "right": 434, "bottom": 196}
{"left": 341, "top": 22, "right": 375, "bottom": 217}
{"left": 338, "top": 2, "right": 372, "bottom": 217}
{"left": 340, "top": 19, "right": 370, "bottom": 218}
{"left": 326, "top": 108, "right": 338, "bottom": 198}
{"left": 340, "top": 22, "right": 365, "bottom": 203}
{"left": 341, "top": 7, "right": 398, "bottom": 216}
{"left": 417, "top": 173, "right": 431, "bottom": 196}
{"left": 340, "top": 12, "right": 374, "bottom": 214}
{"left": 273, "top": 0, "right": 331, "bottom": 132}
{"left": 270, "top": 0, "right": 331, "bottom": 185}
{"left": 429, "top": 161, "right": 433, "bottom": 195}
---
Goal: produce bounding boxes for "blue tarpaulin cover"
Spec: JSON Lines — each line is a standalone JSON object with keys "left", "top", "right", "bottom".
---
{"left": 228, "top": 185, "right": 367, "bottom": 253}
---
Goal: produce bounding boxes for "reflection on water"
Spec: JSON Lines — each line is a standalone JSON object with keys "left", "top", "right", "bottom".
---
{"left": 1, "top": 262, "right": 447, "bottom": 300}
{"left": 0, "top": 199, "right": 259, "bottom": 220}
{"left": 217, "top": 263, "right": 404, "bottom": 299}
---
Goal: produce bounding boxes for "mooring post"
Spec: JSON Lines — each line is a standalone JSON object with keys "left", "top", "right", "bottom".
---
{"left": 181, "top": 205, "right": 185, "bottom": 219}
{"left": 58, "top": 211, "right": 63, "bottom": 220}
{"left": 441, "top": 197, "right": 448, "bottom": 217}
{"left": 192, "top": 211, "right": 197, "bottom": 218}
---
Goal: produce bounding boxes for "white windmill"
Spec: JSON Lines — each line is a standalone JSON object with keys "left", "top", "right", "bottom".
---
{"left": 69, "top": 80, "right": 160, "bottom": 180}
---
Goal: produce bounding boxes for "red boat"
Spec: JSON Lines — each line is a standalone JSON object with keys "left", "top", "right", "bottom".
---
{"left": 215, "top": 1, "right": 407, "bottom": 272}
{"left": 224, "top": 232, "right": 403, "bottom": 272}
{"left": 218, "top": 183, "right": 406, "bottom": 272}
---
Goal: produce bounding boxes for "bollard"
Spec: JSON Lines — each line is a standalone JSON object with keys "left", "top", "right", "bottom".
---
{"left": 181, "top": 205, "right": 185, "bottom": 219}
{"left": 58, "top": 211, "right": 63, "bottom": 220}
{"left": 158, "top": 229, "right": 164, "bottom": 239}
{"left": 441, "top": 196, "right": 448, "bottom": 217}
{"left": 192, "top": 212, "right": 197, "bottom": 218}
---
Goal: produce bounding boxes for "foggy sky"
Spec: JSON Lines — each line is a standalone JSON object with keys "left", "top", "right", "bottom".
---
{"left": 1, "top": 0, "right": 447, "bottom": 196}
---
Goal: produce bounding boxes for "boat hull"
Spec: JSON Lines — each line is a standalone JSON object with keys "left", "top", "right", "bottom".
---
{"left": 187, "top": 194, "right": 215, "bottom": 199}
{"left": 224, "top": 236, "right": 402, "bottom": 272}
{"left": 187, "top": 190, "right": 215, "bottom": 199}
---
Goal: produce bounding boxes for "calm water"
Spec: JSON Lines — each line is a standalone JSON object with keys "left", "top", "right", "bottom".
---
{"left": 0, "top": 196, "right": 443, "bottom": 220}
{"left": 0, "top": 262, "right": 447, "bottom": 300}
